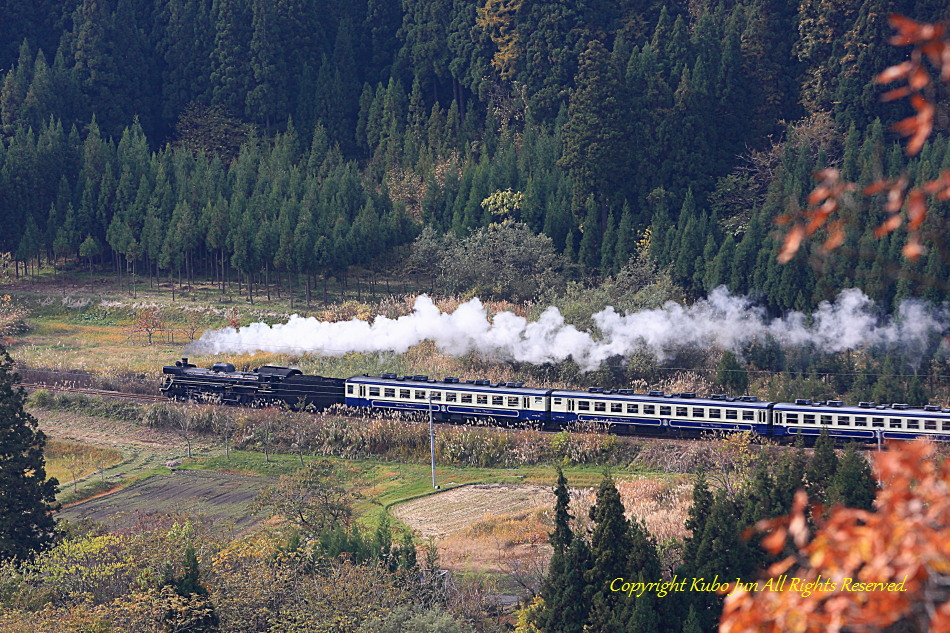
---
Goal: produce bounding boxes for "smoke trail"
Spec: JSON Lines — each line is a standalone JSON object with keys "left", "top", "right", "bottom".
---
{"left": 187, "top": 288, "right": 948, "bottom": 370}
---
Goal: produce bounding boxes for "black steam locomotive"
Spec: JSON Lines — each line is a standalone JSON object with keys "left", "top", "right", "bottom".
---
{"left": 161, "top": 358, "right": 344, "bottom": 409}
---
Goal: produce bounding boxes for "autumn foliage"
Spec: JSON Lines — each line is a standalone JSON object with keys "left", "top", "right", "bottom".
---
{"left": 779, "top": 15, "right": 950, "bottom": 263}
{"left": 722, "top": 440, "right": 950, "bottom": 633}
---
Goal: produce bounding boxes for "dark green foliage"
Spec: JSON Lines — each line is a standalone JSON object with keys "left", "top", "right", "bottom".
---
{"left": 585, "top": 474, "right": 632, "bottom": 633}
{"left": 716, "top": 351, "right": 748, "bottom": 395}
{"left": 0, "top": 0, "right": 948, "bottom": 315}
{"left": 806, "top": 428, "right": 839, "bottom": 503}
{"left": 551, "top": 467, "right": 573, "bottom": 552}
{"left": 826, "top": 443, "right": 876, "bottom": 511}
{"left": 539, "top": 471, "right": 592, "bottom": 633}
{"left": 0, "top": 345, "right": 59, "bottom": 560}
{"left": 680, "top": 470, "right": 712, "bottom": 566}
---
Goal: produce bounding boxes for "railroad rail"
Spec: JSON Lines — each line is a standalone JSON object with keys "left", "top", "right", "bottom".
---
{"left": 20, "top": 383, "right": 166, "bottom": 403}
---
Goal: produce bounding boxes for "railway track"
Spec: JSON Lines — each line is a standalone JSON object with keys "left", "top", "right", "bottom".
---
{"left": 20, "top": 383, "right": 166, "bottom": 403}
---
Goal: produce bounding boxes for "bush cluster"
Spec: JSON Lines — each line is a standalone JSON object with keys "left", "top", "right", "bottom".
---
{"left": 230, "top": 409, "right": 639, "bottom": 468}
{"left": 27, "top": 390, "right": 145, "bottom": 421}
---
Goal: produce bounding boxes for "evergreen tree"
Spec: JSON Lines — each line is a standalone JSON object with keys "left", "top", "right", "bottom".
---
{"left": 717, "top": 350, "right": 748, "bottom": 395}
{"left": 0, "top": 345, "right": 59, "bottom": 560}
{"left": 551, "top": 466, "right": 572, "bottom": 552}
{"left": 539, "top": 468, "right": 590, "bottom": 633}
{"left": 585, "top": 474, "right": 631, "bottom": 633}
{"left": 542, "top": 536, "right": 592, "bottom": 633}
{"left": 826, "top": 443, "right": 876, "bottom": 511}
{"left": 806, "top": 428, "right": 838, "bottom": 502}
{"left": 559, "top": 39, "right": 630, "bottom": 214}
{"left": 680, "top": 470, "right": 713, "bottom": 566}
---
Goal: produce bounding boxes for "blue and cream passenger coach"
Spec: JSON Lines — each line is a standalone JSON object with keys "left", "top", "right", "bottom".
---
{"left": 344, "top": 374, "right": 553, "bottom": 423}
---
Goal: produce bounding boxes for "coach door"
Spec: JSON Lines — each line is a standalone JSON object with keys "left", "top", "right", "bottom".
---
{"left": 567, "top": 399, "right": 575, "bottom": 412}
{"left": 359, "top": 385, "right": 366, "bottom": 399}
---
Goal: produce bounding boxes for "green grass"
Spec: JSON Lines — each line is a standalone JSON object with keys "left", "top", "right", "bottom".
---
{"left": 182, "top": 449, "right": 649, "bottom": 528}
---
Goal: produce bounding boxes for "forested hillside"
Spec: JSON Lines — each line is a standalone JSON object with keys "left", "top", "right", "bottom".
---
{"left": 1, "top": 0, "right": 948, "bottom": 311}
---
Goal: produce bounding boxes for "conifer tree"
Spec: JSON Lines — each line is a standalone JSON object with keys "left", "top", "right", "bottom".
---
{"left": 585, "top": 474, "right": 632, "bottom": 633}
{"left": 826, "top": 443, "right": 876, "bottom": 511}
{"left": 806, "top": 428, "right": 838, "bottom": 502}
{"left": 0, "top": 345, "right": 58, "bottom": 560}
{"left": 539, "top": 468, "right": 590, "bottom": 633}
{"left": 680, "top": 469, "right": 713, "bottom": 566}
{"left": 717, "top": 350, "right": 748, "bottom": 395}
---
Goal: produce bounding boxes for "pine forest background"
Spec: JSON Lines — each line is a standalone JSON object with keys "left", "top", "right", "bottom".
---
{"left": 2, "top": 0, "right": 950, "bottom": 315}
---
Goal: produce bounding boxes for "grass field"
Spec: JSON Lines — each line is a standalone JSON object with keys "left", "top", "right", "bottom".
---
{"left": 44, "top": 439, "right": 124, "bottom": 487}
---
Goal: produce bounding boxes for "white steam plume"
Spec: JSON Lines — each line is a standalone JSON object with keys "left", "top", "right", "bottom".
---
{"left": 187, "top": 288, "right": 948, "bottom": 370}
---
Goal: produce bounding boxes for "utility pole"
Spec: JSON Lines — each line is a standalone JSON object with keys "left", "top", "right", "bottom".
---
{"left": 429, "top": 392, "right": 438, "bottom": 489}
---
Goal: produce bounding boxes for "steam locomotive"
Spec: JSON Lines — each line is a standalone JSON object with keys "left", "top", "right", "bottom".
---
{"left": 161, "top": 358, "right": 950, "bottom": 442}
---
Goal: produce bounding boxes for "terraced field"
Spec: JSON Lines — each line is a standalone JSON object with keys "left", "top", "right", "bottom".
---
{"left": 58, "top": 469, "right": 269, "bottom": 530}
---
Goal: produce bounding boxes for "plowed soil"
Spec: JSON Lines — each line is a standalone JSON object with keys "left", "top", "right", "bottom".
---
{"left": 58, "top": 469, "right": 268, "bottom": 530}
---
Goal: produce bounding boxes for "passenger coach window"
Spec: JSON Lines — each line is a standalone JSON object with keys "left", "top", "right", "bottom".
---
{"left": 595, "top": 402, "right": 606, "bottom": 412}
{"left": 906, "top": 420, "right": 919, "bottom": 429}
{"left": 611, "top": 403, "right": 623, "bottom": 413}
{"left": 693, "top": 408, "right": 704, "bottom": 418}
{"left": 446, "top": 393, "right": 457, "bottom": 402}
{"left": 785, "top": 413, "right": 798, "bottom": 423}
{"left": 889, "top": 419, "right": 902, "bottom": 429}
{"left": 943, "top": 421, "right": 950, "bottom": 432}
{"left": 399, "top": 389, "right": 410, "bottom": 399}
{"left": 676, "top": 407, "right": 688, "bottom": 417}
{"left": 384, "top": 388, "right": 395, "bottom": 398}
{"left": 554, "top": 398, "right": 563, "bottom": 405}
{"left": 347, "top": 385, "right": 354, "bottom": 394}
{"left": 803, "top": 414, "right": 815, "bottom": 424}
{"left": 821, "top": 415, "right": 832, "bottom": 425}
{"left": 507, "top": 397, "right": 518, "bottom": 407}
{"left": 415, "top": 390, "right": 426, "bottom": 400}
{"left": 742, "top": 411, "right": 754, "bottom": 421}
{"left": 492, "top": 396, "right": 503, "bottom": 405}
{"left": 925, "top": 420, "right": 936, "bottom": 431}
{"left": 854, "top": 416, "right": 867, "bottom": 426}
{"left": 726, "top": 410, "right": 738, "bottom": 420}
{"left": 644, "top": 405, "right": 655, "bottom": 415}
{"left": 578, "top": 401, "right": 590, "bottom": 411}
{"left": 872, "top": 417, "right": 885, "bottom": 428}
{"left": 369, "top": 387, "right": 380, "bottom": 397}
{"left": 627, "top": 404, "right": 639, "bottom": 413}
{"left": 837, "top": 416, "right": 850, "bottom": 425}
{"left": 660, "top": 406, "right": 671, "bottom": 416}
{"left": 461, "top": 394, "right": 473, "bottom": 403}
{"left": 431, "top": 392, "right": 441, "bottom": 401}
{"left": 477, "top": 395, "right": 487, "bottom": 404}
{"left": 709, "top": 409, "right": 721, "bottom": 419}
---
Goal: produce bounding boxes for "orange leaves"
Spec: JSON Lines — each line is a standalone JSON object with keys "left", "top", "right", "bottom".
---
{"left": 777, "top": 14, "right": 948, "bottom": 264}
{"left": 777, "top": 225, "right": 805, "bottom": 264}
{"left": 890, "top": 94, "right": 934, "bottom": 156}
{"left": 721, "top": 441, "right": 950, "bottom": 633}
{"left": 778, "top": 169, "right": 855, "bottom": 264}
{"left": 877, "top": 15, "right": 947, "bottom": 157}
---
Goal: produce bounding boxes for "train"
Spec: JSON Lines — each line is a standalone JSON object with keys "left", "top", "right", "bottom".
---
{"left": 161, "top": 358, "right": 950, "bottom": 442}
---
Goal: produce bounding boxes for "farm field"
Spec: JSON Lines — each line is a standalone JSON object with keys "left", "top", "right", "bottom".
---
{"left": 57, "top": 469, "right": 269, "bottom": 531}
{"left": 44, "top": 439, "right": 124, "bottom": 487}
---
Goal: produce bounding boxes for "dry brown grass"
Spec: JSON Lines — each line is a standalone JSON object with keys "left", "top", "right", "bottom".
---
{"left": 615, "top": 477, "right": 693, "bottom": 542}
{"left": 44, "top": 439, "right": 123, "bottom": 484}
{"left": 438, "top": 506, "right": 551, "bottom": 578}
